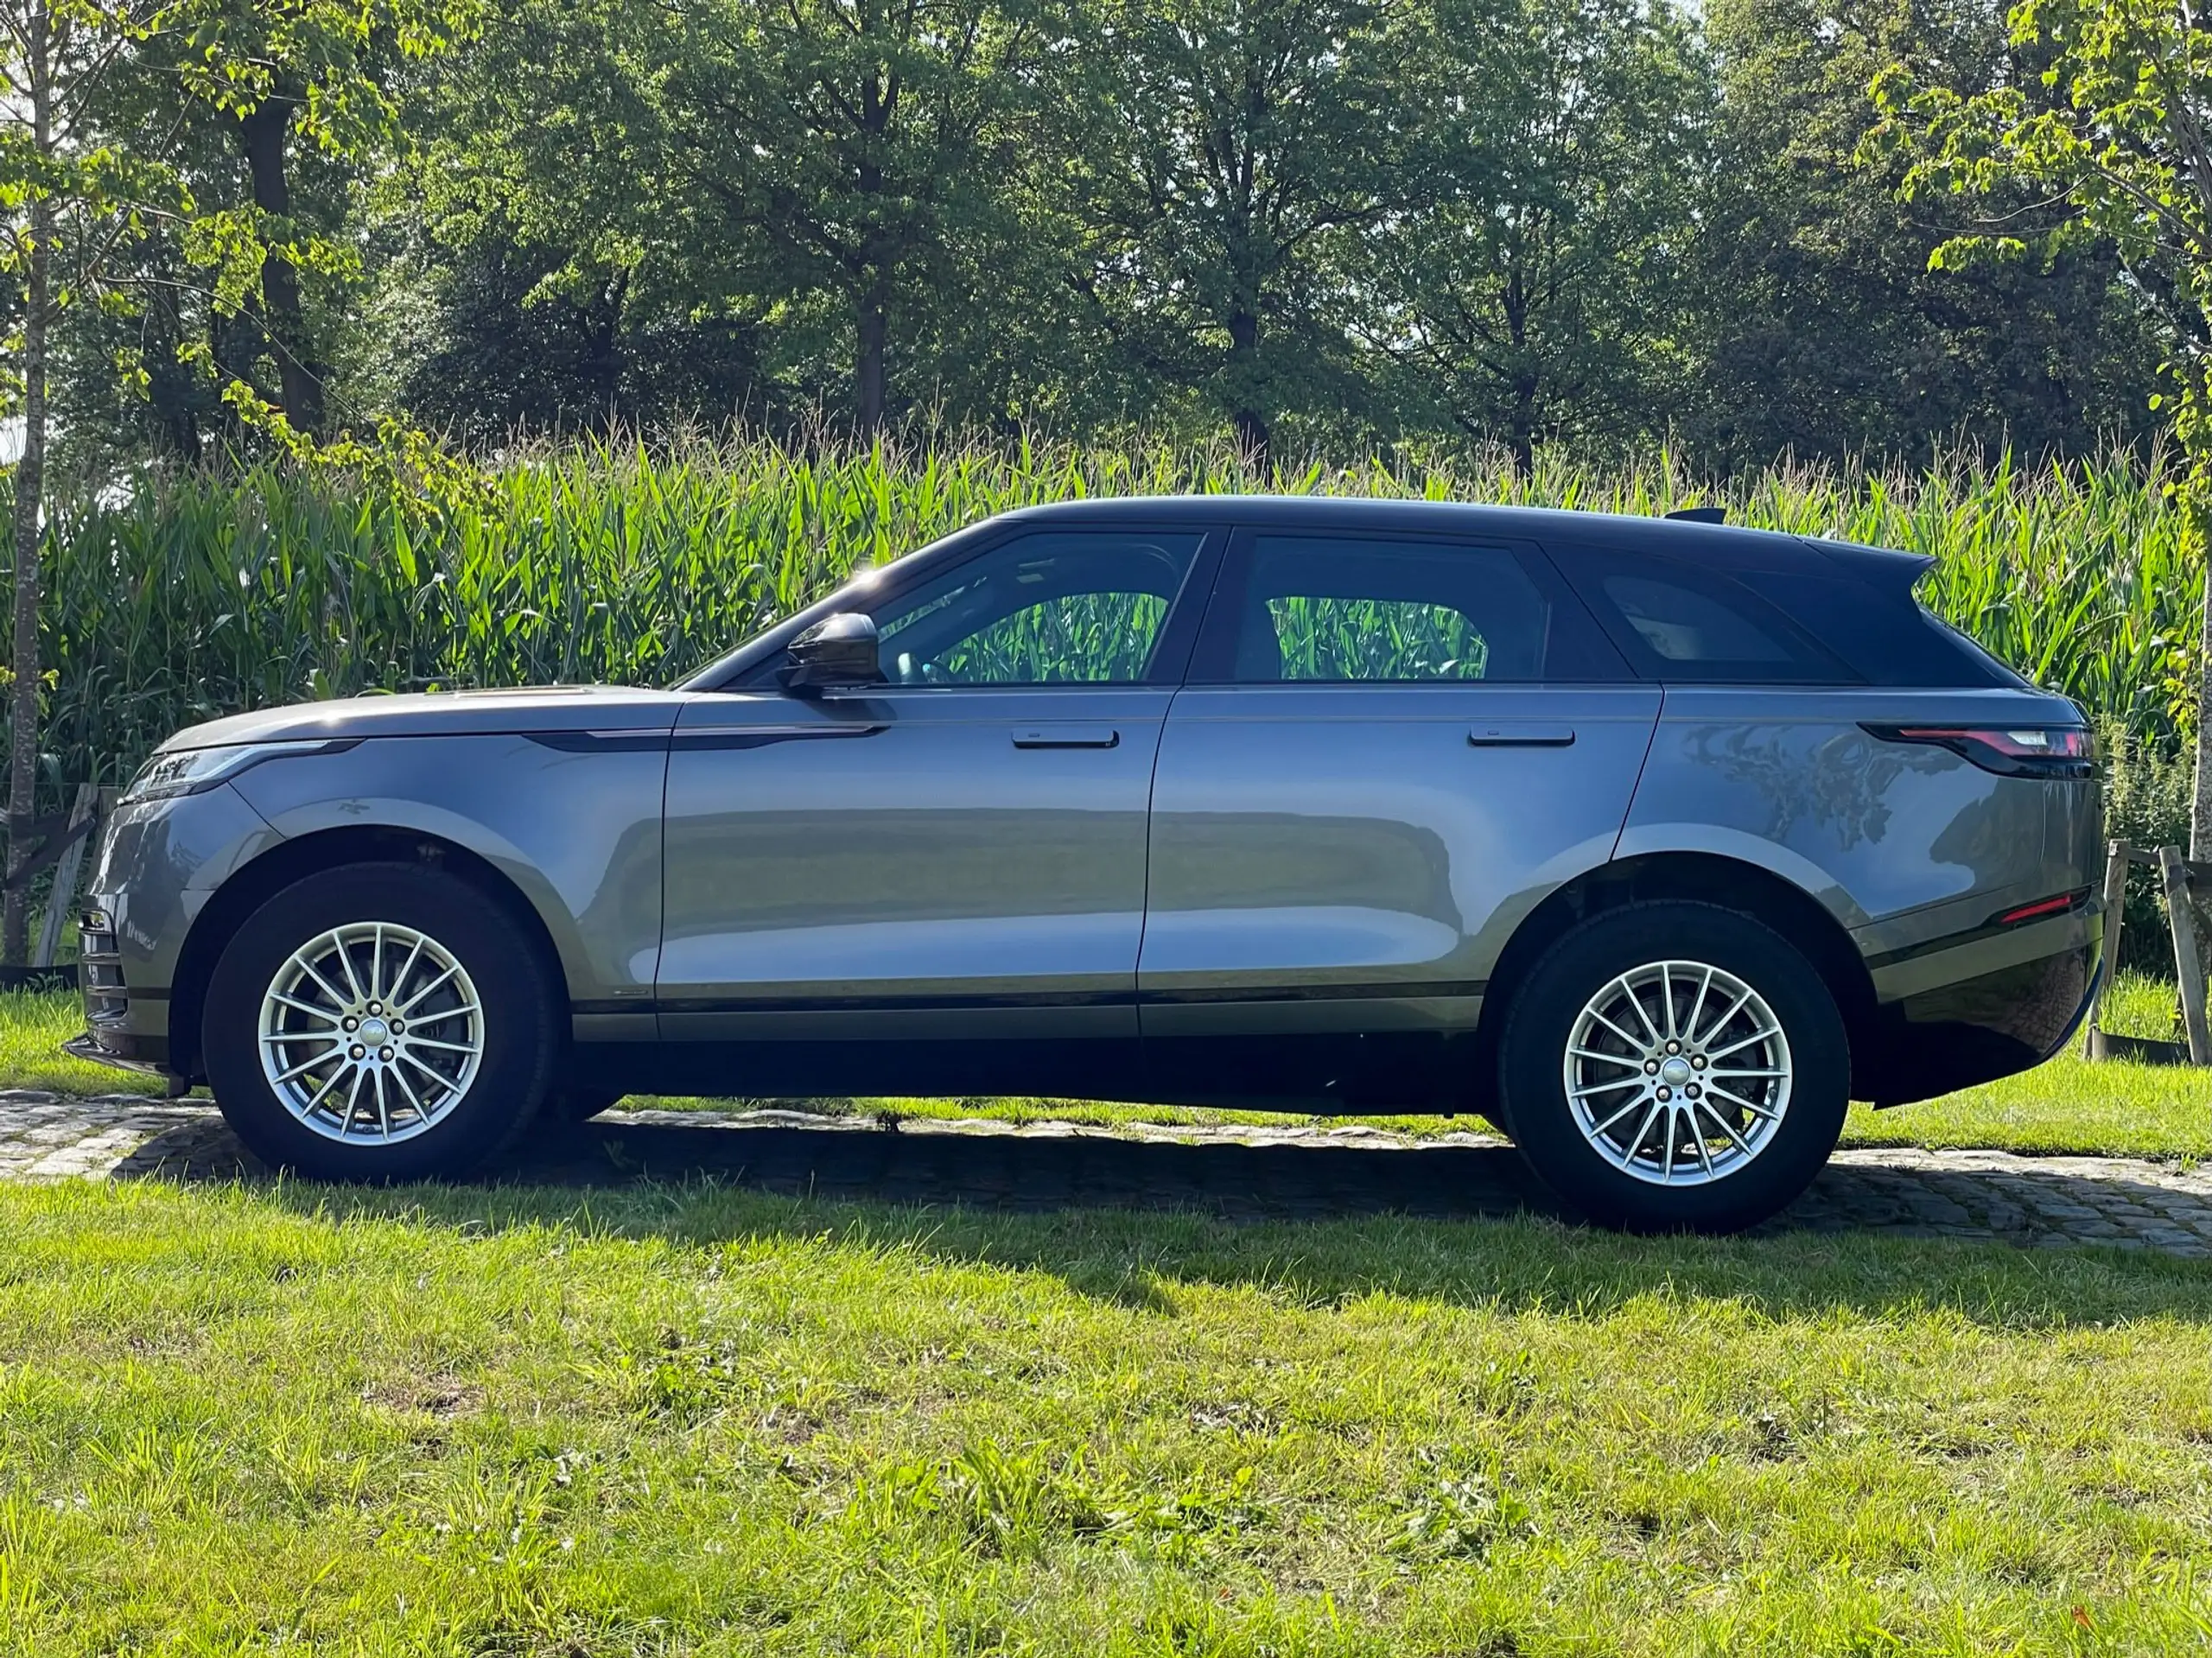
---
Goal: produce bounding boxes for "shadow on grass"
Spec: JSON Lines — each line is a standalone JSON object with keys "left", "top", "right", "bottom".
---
{"left": 108, "top": 1109, "right": 2212, "bottom": 1326}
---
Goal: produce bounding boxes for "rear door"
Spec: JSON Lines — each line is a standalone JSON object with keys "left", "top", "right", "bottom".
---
{"left": 1138, "top": 527, "right": 1659, "bottom": 1086}
{"left": 659, "top": 524, "right": 1216, "bottom": 1045}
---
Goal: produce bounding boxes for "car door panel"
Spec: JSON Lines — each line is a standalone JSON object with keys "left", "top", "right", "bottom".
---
{"left": 656, "top": 524, "right": 1214, "bottom": 1046}
{"left": 658, "top": 688, "right": 1171, "bottom": 1040}
{"left": 1139, "top": 683, "right": 1662, "bottom": 1038}
{"left": 1135, "top": 526, "right": 1653, "bottom": 1069}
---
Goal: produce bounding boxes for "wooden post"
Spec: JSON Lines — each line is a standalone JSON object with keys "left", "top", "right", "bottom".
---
{"left": 2086, "top": 839, "right": 2132, "bottom": 1054}
{"left": 2161, "top": 844, "right": 2212, "bottom": 1064}
{"left": 30, "top": 782, "right": 95, "bottom": 970}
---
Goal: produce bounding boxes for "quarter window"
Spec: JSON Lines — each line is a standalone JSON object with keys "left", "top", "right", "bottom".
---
{"left": 1567, "top": 552, "right": 1857, "bottom": 683}
{"left": 870, "top": 530, "right": 1204, "bottom": 685}
{"left": 1601, "top": 575, "right": 1793, "bottom": 664}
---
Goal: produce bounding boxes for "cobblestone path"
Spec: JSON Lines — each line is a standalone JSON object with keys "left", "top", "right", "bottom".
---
{"left": 3, "top": 1091, "right": 2209, "bottom": 1255}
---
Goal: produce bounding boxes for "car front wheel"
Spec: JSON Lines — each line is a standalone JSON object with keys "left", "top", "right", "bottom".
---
{"left": 1499, "top": 900, "right": 1849, "bottom": 1233}
{"left": 202, "top": 861, "right": 557, "bottom": 1181}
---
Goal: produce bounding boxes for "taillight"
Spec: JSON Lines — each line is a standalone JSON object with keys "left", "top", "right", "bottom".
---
{"left": 1993, "top": 891, "right": 2088, "bottom": 926}
{"left": 1863, "top": 724, "right": 2095, "bottom": 778}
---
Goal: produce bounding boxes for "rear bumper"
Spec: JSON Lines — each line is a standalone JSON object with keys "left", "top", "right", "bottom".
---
{"left": 1859, "top": 905, "right": 2101, "bottom": 1106}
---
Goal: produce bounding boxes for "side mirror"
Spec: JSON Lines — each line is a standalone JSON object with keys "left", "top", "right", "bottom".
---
{"left": 779, "top": 611, "right": 886, "bottom": 694}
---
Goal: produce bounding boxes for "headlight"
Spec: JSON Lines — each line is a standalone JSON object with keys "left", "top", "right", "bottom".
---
{"left": 121, "top": 739, "right": 355, "bottom": 804}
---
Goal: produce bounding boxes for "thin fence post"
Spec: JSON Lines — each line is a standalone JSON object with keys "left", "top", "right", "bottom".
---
{"left": 2161, "top": 844, "right": 2211, "bottom": 1065}
{"left": 2086, "top": 839, "right": 2131, "bottom": 1056}
{"left": 30, "top": 782, "right": 95, "bottom": 971}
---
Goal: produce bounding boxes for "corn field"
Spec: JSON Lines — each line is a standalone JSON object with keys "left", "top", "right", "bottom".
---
{"left": 11, "top": 434, "right": 2202, "bottom": 791}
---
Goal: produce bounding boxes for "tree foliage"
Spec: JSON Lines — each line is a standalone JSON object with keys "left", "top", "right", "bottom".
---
{"left": 1872, "top": 0, "right": 2212, "bottom": 848}
{"left": 0, "top": 0, "right": 2182, "bottom": 474}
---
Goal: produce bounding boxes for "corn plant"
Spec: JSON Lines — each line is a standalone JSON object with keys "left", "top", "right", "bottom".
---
{"left": 9, "top": 432, "right": 2197, "bottom": 789}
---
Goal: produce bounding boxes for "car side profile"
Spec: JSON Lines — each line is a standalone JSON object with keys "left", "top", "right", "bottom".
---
{"left": 69, "top": 497, "right": 2103, "bottom": 1230}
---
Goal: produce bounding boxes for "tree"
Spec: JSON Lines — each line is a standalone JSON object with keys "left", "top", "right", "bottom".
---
{"left": 0, "top": 0, "right": 169, "bottom": 962}
{"left": 1700, "top": 0, "right": 2163, "bottom": 472}
{"left": 1872, "top": 0, "right": 2212, "bottom": 850}
{"left": 1365, "top": 0, "right": 1710, "bottom": 469}
{"left": 148, "top": 0, "right": 480, "bottom": 440}
{"left": 0, "top": 0, "right": 478, "bottom": 962}
{"left": 427, "top": 0, "right": 1043, "bottom": 437}
{"left": 1048, "top": 0, "right": 1428, "bottom": 461}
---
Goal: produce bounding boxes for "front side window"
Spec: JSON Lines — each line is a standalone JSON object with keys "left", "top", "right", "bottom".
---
{"left": 1224, "top": 536, "right": 1557, "bottom": 683}
{"left": 870, "top": 530, "right": 1204, "bottom": 685}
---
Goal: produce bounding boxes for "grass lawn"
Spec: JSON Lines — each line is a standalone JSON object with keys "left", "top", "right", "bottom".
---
{"left": 5, "top": 1177, "right": 2212, "bottom": 1655}
{"left": 9, "top": 975, "right": 2208, "bottom": 1160}
{"left": 8, "top": 983, "right": 2212, "bottom": 1652}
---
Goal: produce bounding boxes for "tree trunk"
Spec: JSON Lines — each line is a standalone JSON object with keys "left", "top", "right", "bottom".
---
{"left": 5, "top": 7, "right": 52, "bottom": 966}
{"left": 1226, "top": 310, "right": 1269, "bottom": 471}
{"left": 855, "top": 277, "right": 887, "bottom": 435}
{"left": 1504, "top": 268, "right": 1535, "bottom": 478}
{"left": 1508, "top": 387, "right": 1537, "bottom": 479}
{"left": 234, "top": 95, "right": 325, "bottom": 436}
{"left": 2193, "top": 539, "right": 2212, "bottom": 861}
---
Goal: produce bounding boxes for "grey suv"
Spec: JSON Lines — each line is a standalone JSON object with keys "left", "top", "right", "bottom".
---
{"left": 68, "top": 498, "right": 2101, "bottom": 1230}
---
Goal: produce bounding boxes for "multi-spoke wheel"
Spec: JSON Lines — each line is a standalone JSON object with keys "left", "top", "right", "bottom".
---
{"left": 204, "top": 861, "right": 557, "bottom": 1181}
{"left": 1564, "top": 962, "right": 1792, "bottom": 1187}
{"left": 1501, "top": 901, "right": 1848, "bottom": 1233}
{"left": 258, "top": 923, "right": 486, "bottom": 1145}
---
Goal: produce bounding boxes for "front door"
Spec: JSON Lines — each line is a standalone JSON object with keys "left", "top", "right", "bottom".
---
{"left": 659, "top": 525, "right": 1213, "bottom": 1070}
{"left": 1139, "top": 528, "right": 1660, "bottom": 1102}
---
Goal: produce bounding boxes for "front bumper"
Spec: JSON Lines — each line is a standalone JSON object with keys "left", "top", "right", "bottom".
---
{"left": 62, "top": 1029, "right": 187, "bottom": 1093}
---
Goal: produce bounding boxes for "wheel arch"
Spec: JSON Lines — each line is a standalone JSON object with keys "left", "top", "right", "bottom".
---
{"left": 168, "top": 826, "right": 569, "bottom": 1083}
{"left": 1475, "top": 851, "right": 1880, "bottom": 1101}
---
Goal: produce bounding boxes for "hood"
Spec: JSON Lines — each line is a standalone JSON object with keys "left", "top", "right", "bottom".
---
{"left": 159, "top": 685, "right": 689, "bottom": 752}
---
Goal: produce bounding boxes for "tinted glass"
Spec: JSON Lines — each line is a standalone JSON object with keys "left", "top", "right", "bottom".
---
{"left": 1567, "top": 552, "right": 1854, "bottom": 683}
{"left": 870, "top": 530, "right": 1203, "bottom": 685}
{"left": 1735, "top": 569, "right": 2018, "bottom": 688}
{"left": 1228, "top": 537, "right": 1555, "bottom": 683}
{"left": 1602, "top": 575, "right": 1794, "bottom": 664}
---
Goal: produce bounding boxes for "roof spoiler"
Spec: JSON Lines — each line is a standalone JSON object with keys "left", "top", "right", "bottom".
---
{"left": 1664, "top": 506, "right": 1726, "bottom": 524}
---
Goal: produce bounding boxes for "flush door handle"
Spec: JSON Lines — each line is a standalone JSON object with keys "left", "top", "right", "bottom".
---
{"left": 1468, "top": 724, "right": 1577, "bottom": 747}
{"left": 1013, "top": 726, "right": 1122, "bottom": 749}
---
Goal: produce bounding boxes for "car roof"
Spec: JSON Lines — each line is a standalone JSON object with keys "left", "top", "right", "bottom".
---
{"left": 995, "top": 495, "right": 1931, "bottom": 586}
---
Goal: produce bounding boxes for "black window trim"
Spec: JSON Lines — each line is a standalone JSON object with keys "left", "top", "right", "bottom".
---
{"left": 718, "top": 520, "right": 1227, "bottom": 692}
{"left": 1184, "top": 523, "right": 1633, "bottom": 688}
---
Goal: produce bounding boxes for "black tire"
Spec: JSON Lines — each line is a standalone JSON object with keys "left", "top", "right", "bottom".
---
{"left": 1498, "top": 900, "right": 1848, "bottom": 1234}
{"left": 202, "top": 861, "right": 559, "bottom": 1181}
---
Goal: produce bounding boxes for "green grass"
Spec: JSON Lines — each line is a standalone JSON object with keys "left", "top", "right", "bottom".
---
{"left": 0, "top": 992, "right": 147, "bottom": 1096}
{"left": 13, "top": 983, "right": 2212, "bottom": 1651}
{"left": 15, "top": 973, "right": 2209, "bottom": 1160}
{"left": 4, "top": 1177, "right": 2212, "bottom": 1655}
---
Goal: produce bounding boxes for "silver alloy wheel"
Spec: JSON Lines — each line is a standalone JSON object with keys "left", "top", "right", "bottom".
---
{"left": 257, "top": 921, "right": 485, "bottom": 1145}
{"left": 1562, "top": 959, "right": 1793, "bottom": 1187}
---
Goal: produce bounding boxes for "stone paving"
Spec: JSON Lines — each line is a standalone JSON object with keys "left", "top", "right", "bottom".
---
{"left": 3, "top": 1089, "right": 2211, "bottom": 1255}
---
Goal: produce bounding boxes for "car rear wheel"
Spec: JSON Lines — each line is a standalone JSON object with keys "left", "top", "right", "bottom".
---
{"left": 1499, "top": 900, "right": 1848, "bottom": 1233}
{"left": 202, "top": 862, "right": 557, "bottom": 1181}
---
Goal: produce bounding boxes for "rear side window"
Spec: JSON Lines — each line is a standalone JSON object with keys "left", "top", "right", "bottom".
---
{"left": 1197, "top": 534, "right": 1627, "bottom": 683}
{"left": 1564, "top": 552, "right": 1856, "bottom": 683}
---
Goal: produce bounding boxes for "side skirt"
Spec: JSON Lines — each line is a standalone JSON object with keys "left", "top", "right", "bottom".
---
{"left": 568, "top": 1029, "right": 1488, "bottom": 1115}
